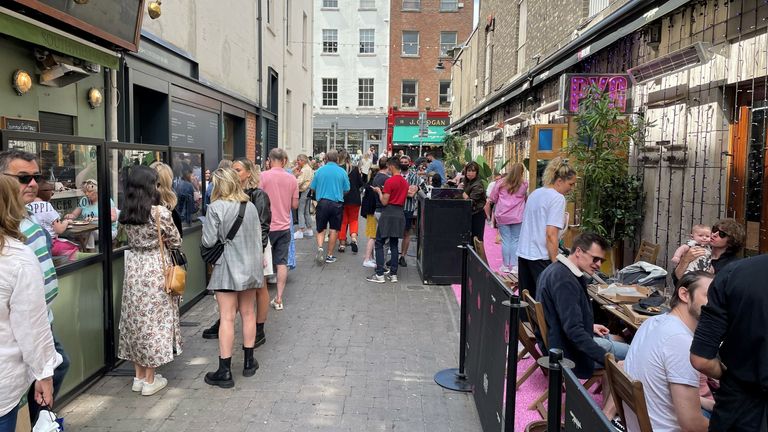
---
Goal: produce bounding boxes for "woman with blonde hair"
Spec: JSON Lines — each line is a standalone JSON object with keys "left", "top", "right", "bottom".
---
{"left": 202, "top": 167, "right": 263, "bottom": 388}
{"left": 0, "top": 176, "right": 61, "bottom": 429}
{"left": 150, "top": 161, "right": 182, "bottom": 236}
{"left": 516, "top": 157, "right": 576, "bottom": 298}
{"left": 489, "top": 162, "right": 528, "bottom": 273}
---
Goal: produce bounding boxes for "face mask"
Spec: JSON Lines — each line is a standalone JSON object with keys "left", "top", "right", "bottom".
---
{"left": 400, "top": 163, "right": 410, "bottom": 172}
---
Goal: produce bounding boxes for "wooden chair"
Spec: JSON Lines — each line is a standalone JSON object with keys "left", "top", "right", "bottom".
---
{"left": 523, "top": 290, "right": 606, "bottom": 418}
{"left": 634, "top": 240, "right": 660, "bottom": 265}
{"left": 473, "top": 237, "right": 488, "bottom": 263}
{"left": 605, "top": 353, "right": 653, "bottom": 432}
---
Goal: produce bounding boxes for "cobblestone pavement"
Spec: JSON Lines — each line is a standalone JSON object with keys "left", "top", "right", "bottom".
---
{"left": 60, "top": 230, "right": 481, "bottom": 431}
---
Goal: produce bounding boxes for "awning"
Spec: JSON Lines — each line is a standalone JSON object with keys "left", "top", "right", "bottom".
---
{"left": 0, "top": 8, "right": 120, "bottom": 69}
{"left": 392, "top": 125, "right": 446, "bottom": 145}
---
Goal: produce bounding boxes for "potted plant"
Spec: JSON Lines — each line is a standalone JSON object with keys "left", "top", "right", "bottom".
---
{"left": 566, "top": 85, "right": 648, "bottom": 271}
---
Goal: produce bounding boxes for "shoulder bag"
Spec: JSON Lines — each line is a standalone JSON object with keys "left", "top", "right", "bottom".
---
{"left": 200, "top": 201, "right": 247, "bottom": 265}
{"left": 156, "top": 211, "right": 187, "bottom": 296}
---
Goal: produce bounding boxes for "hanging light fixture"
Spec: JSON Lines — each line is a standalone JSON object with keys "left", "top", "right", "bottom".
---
{"left": 148, "top": 0, "right": 162, "bottom": 19}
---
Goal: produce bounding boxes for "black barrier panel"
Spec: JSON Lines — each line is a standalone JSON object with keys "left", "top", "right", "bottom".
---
{"left": 563, "top": 367, "right": 614, "bottom": 432}
{"left": 465, "top": 248, "right": 513, "bottom": 432}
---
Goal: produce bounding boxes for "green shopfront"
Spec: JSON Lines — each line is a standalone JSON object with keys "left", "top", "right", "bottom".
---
{"left": 388, "top": 110, "right": 448, "bottom": 159}
{"left": 0, "top": 3, "right": 209, "bottom": 406}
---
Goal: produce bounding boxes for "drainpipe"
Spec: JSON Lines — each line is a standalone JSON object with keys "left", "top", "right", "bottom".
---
{"left": 257, "top": 0, "right": 265, "bottom": 164}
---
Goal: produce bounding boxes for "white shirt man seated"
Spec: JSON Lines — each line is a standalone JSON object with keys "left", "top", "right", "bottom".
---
{"left": 623, "top": 270, "right": 714, "bottom": 432}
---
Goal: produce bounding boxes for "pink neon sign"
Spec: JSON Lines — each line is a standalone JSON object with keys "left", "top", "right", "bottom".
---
{"left": 565, "top": 74, "right": 631, "bottom": 114}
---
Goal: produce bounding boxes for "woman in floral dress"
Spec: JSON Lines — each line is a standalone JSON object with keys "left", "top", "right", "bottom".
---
{"left": 118, "top": 165, "right": 182, "bottom": 396}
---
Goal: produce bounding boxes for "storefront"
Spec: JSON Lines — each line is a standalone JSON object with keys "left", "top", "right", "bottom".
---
{"left": 388, "top": 109, "right": 448, "bottom": 159}
{"left": 312, "top": 114, "right": 387, "bottom": 157}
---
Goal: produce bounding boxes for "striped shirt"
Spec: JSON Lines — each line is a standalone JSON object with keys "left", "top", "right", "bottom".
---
{"left": 402, "top": 170, "right": 423, "bottom": 214}
{"left": 21, "top": 216, "right": 59, "bottom": 323}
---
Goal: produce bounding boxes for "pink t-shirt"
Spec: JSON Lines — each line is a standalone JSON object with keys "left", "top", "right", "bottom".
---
{"left": 489, "top": 180, "right": 528, "bottom": 225}
{"left": 260, "top": 167, "right": 299, "bottom": 231}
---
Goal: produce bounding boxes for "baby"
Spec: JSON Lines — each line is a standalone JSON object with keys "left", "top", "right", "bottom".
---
{"left": 672, "top": 224, "right": 712, "bottom": 272}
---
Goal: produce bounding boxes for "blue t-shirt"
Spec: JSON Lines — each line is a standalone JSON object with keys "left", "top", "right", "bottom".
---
{"left": 426, "top": 159, "right": 446, "bottom": 184}
{"left": 310, "top": 162, "right": 350, "bottom": 202}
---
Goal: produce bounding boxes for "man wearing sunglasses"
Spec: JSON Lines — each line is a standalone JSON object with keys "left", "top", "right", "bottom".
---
{"left": 0, "top": 150, "right": 69, "bottom": 424}
{"left": 535, "top": 232, "right": 629, "bottom": 380}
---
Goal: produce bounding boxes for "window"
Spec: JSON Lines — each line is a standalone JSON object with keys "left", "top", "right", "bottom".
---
{"left": 323, "top": 0, "right": 338, "bottom": 7}
{"left": 171, "top": 151, "right": 204, "bottom": 226}
{"left": 359, "top": 29, "right": 375, "bottom": 54}
{"left": 589, "top": 0, "right": 609, "bottom": 16}
{"left": 402, "top": 0, "right": 421, "bottom": 10}
{"left": 302, "top": 13, "right": 308, "bottom": 66}
{"left": 360, "top": 0, "right": 376, "bottom": 8}
{"left": 401, "top": 80, "right": 417, "bottom": 108}
{"left": 322, "top": 29, "right": 338, "bottom": 54}
{"left": 439, "top": 81, "right": 451, "bottom": 107}
{"left": 322, "top": 78, "right": 338, "bottom": 107}
{"left": 402, "top": 31, "right": 419, "bottom": 56}
{"left": 440, "top": 0, "right": 458, "bottom": 11}
{"left": 285, "top": 0, "right": 291, "bottom": 47}
{"left": 517, "top": 0, "right": 527, "bottom": 70}
{"left": 359, "top": 78, "right": 374, "bottom": 107}
{"left": 266, "top": 0, "right": 272, "bottom": 24}
{"left": 484, "top": 30, "right": 493, "bottom": 96}
{"left": 440, "top": 32, "right": 458, "bottom": 57}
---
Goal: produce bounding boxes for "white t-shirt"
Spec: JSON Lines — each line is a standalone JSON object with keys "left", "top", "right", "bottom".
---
{"left": 624, "top": 314, "right": 700, "bottom": 432}
{"left": 26, "top": 201, "right": 62, "bottom": 239}
{"left": 516, "top": 187, "right": 566, "bottom": 260}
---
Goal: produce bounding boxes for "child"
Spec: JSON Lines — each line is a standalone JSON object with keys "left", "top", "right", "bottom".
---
{"left": 28, "top": 180, "right": 79, "bottom": 260}
{"left": 671, "top": 224, "right": 712, "bottom": 272}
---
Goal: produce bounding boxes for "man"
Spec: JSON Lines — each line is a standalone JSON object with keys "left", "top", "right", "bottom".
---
{"left": 260, "top": 148, "right": 299, "bottom": 311}
{"left": 535, "top": 232, "right": 628, "bottom": 379}
{"left": 367, "top": 158, "right": 408, "bottom": 284}
{"left": 624, "top": 271, "right": 713, "bottom": 432}
{"left": 293, "top": 154, "right": 314, "bottom": 239}
{"left": 425, "top": 152, "right": 445, "bottom": 187}
{"left": 370, "top": 145, "right": 379, "bottom": 165}
{"left": 0, "top": 149, "right": 69, "bottom": 423}
{"left": 398, "top": 155, "right": 422, "bottom": 267}
{"left": 309, "top": 150, "right": 349, "bottom": 264}
{"left": 691, "top": 255, "right": 768, "bottom": 431}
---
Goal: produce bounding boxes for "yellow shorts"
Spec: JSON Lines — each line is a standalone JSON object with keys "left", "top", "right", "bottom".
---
{"left": 365, "top": 215, "right": 377, "bottom": 238}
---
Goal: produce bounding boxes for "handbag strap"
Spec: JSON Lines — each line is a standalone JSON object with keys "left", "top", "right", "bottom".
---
{"left": 155, "top": 209, "right": 169, "bottom": 268}
{"left": 224, "top": 202, "right": 247, "bottom": 242}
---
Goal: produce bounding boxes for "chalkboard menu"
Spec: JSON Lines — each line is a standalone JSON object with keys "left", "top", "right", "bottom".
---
{"left": 1, "top": 117, "right": 39, "bottom": 132}
{"left": 171, "top": 103, "right": 219, "bottom": 170}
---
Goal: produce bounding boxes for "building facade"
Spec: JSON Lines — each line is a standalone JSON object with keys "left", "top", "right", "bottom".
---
{"left": 449, "top": 0, "right": 768, "bottom": 264}
{"left": 388, "top": 0, "right": 473, "bottom": 156}
{"left": 312, "top": 0, "right": 390, "bottom": 157}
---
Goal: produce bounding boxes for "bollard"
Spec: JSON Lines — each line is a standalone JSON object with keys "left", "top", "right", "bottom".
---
{"left": 502, "top": 294, "right": 525, "bottom": 432}
{"left": 547, "top": 349, "right": 564, "bottom": 432}
{"left": 433, "top": 244, "right": 472, "bottom": 392}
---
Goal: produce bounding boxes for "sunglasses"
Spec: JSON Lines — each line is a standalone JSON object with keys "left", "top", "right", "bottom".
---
{"left": 579, "top": 248, "right": 606, "bottom": 265}
{"left": 3, "top": 172, "right": 44, "bottom": 185}
{"left": 712, "top": 228, "right": 729, "bottom": 238}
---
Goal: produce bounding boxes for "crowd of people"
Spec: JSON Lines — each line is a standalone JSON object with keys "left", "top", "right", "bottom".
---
{"left": 2, "top": 144, "right": 766, "bottom": 432}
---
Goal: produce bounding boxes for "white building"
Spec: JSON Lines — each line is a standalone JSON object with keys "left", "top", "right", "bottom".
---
{"left": 312, "top": 0, "right": 390, "bottom": 156}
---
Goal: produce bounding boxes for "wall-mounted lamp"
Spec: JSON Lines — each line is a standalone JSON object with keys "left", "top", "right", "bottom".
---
{"left": 87, "top": 87, "right": 103, "bottom": 108}
{"left": 148, "top": 0, "right": 162, "bottom": 19}
{"left": 73, "top": 0, "right": 89, "bottom": 4}
{"left": 12, "top": 69, "right": 32, "bottom": 95}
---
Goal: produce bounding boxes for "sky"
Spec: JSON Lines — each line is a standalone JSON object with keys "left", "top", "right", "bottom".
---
{"left": 474, "top": 0, "right": 479, "bottom": 27}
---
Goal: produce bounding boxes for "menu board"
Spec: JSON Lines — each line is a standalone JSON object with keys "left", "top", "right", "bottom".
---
{"left": 171, "top": 103, "right": 219, "bottom": 170}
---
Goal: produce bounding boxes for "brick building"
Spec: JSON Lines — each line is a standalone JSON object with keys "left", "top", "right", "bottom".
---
{"left": 387, "top": 0, "right": 473, "bottom": 156}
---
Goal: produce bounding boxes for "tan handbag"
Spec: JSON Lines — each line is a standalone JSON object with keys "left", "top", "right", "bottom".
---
{"left": 155, "top": 211, "right": 186, "bottom": 296}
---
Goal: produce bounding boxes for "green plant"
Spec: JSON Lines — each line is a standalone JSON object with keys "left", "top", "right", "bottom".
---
{"left": 566, "top": 85, "right": 648, "bottom": 246}
{"left": 443, "top": 133, "right": 468, "bottom": 173}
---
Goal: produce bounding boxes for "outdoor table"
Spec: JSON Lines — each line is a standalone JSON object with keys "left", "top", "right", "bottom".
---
{"left": 587, "top": 285, "right": 643, "bottom": 331}
{"left": 60, "top": 222, "right": 99, "bottom": 251}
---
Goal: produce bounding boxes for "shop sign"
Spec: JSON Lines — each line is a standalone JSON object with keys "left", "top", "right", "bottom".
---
{"left": 559, "top": 74, "right": 632, "bottom": 115}
{"left": 395, "top": 117, "right": 449, "bottom": 127}
{"left": 1, "top": 117, "right": 39, "bottom": 132}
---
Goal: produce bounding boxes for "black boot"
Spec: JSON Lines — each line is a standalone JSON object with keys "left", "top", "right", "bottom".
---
{"left": 204, "top": 357, "right": 234, "bottom": 388}
{"left": 255, "top": 323, "right": 266, "bottom": 348}
{"left": 242, "top": 346, "right": 259, "bottom": 377}
{"left": 202, "top": 319, "right": 220, "bottom": 339}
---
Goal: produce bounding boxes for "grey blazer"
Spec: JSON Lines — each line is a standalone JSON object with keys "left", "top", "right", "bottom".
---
{"left": 202, "top": 200, "right": 263, "bottom": 291}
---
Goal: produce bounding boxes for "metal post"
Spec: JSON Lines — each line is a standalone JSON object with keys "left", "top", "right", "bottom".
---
{"left": 547, "top": 349, "right": 565, "bottom": 432}
{"left": 433, "top": 244, "right": 472, "bottom": 392}
{"left": 502, "top": 295, "right": 525, "bottom": 431}
{"left": 419, "top": 135, "right": 423, "bottom": 157}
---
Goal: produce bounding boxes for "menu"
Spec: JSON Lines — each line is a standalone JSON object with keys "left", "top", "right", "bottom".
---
{"left": 171, "top": 103, "right": 219, "bottom": 170}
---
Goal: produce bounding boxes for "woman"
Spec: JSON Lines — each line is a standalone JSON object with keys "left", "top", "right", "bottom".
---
{"left": 338, "top": 150, "right": 364, "bottom": 253}
{"left": 233, "top": 158, "right": 271, "bottom": 345}
{"left": 360, "top": 166, "right": 379, "bottom": 268}
{"left": 489, "top": 163, "right": 528, "bottom": 273}
{"left": 462, "top": 161, "right": 487, "bottom": 242}
{"left": 517, "top": 157, "right": 577, "bottom": 298}
{"left": 117, "top": 165, "right": 182, "bottom": 396}
{"left": 64, "top": 179, "right": 119, "bottom": 248}
{"left": 151, "top": 161, "right": 183, "bottom": 236}
{"left": 202, "top": 168, "right": 263, "bottom": 388}
{"left": 0, "top": 176, "right": 60, "bottom": 431}
{"left": 674, "top": 218, "right": 745, "bottom": 281}
{"left": 360, "top": 152, "right": 372, "bottom": 183}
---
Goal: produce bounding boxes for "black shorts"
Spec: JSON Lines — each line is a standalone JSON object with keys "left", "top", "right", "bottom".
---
{"left": 268, "top": 229, "right": 291, "bottom": 266}
{"left": 403, "top": 210, "right": 415, "bottom": 232}
{"left": 316, "top": 199, "right": 343, "bottom": 232}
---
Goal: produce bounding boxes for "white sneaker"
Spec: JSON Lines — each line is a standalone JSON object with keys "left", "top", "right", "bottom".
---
{"left": 363, "top": 259, "right": 376, "bottom": 268}
{"left": 510, "top": 266, "right": 519, "bottom": 274}
{"left": 141, "top": 375, "right": 168, "bottom": 396}
{"left": 293, "top": 231, "right": 304, "bottom": 240}
{"left": 499, "top": 265, "right": 512, "bottom": 274}
{"left": 389, "top": 275, "right": 398, "bottom": 283}
{"left": 305, "top": 229, "right": 313, "bottom": 236}
{"left": 132, "top": 377, "right": 145, "bottom": 392}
